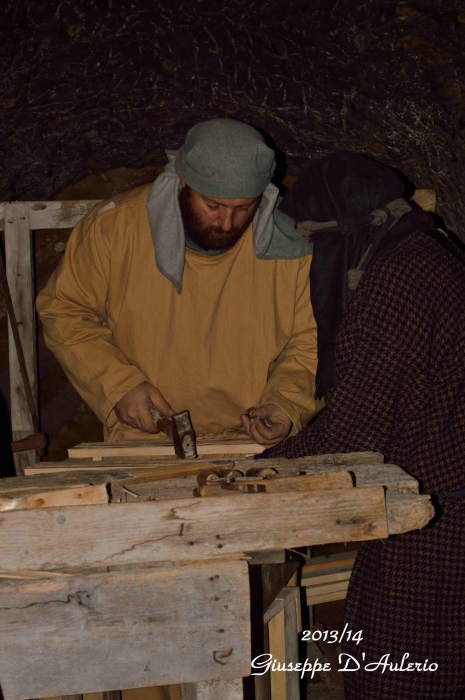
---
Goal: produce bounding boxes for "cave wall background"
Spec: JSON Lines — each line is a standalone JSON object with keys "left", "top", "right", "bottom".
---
{"left": 3, "top": 0, "right": 465, "bottom": 236}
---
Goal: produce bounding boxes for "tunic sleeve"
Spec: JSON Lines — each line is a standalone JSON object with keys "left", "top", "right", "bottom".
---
{"left": 259, "top": 255, "right": 323, "bottom": 430}
{"left": 36, "top": 210, "right": 147, "bottom": 425}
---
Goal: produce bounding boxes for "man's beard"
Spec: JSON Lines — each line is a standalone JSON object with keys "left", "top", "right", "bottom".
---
{"left": 179, "top": 186, "right": 257, "bottom": 252}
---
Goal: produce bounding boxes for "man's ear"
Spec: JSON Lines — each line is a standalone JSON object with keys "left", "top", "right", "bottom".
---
{"left": 179, "top": 179, "right": 186, "bottom": 188}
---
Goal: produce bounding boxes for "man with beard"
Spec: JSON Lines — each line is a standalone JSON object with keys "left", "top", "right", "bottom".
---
{"left": 37, "top": 119, "right": 321, "bottom": 446}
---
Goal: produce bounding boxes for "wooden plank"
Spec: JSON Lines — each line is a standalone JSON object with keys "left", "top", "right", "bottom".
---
{"left": 68, "top": 441, "right": 264, "bottom": 460}
{"left": 5, "top": 202, "right": 37, "bottom": 473}
{"left": 0, "top": 200, "right": 101, "bottom": 231}
{"left": 305, "top": 580, "right": 351, "bottom": 597}
{"left": 181, "top": 679, "right": 243, "bottom": 700}
{"left": 108, "top": 465, "right": 414, "bottom": 504}
{"left": 268, "top": 608, "right": 286, "bottom": 700}
{"left": 349, "top": 464, "right": 419, "bottom": 493}
{"left": 386, "top": 491, "right": 434, "bottom": 534}
{"left": 0, "top": 570, "right": 71, "bottom": 580}
{"left": 245, "top": 459, "right": 418, "bottom": 493}
{"left": 6, "top": 462, "right": 136, "bottom": 496}
{"left": 283, "top": 589, "right": 299, "bottom": 700}
{"left": 116, "top": 476, "right": 199, "bottom": 502}
{"left": 302, "top": 551, "right": 357, "bottom": 575}
{"left": 220, "top": 471, "right": 353, "bottom": 494}
{"left": 0, "top": 470, "right": 133, "bottom": 494}
{"left": 0, "top": 483, "right": 109, "bottom": 511}
{"left": 238, "top": 451, "right": 385, "bottom": 471}
{"left": 25, "top": 462, "right": 418, "bottom": 495}
{"left": 0, "top": 487, "right": 388, "bottom": 572}
{"left": 0, "top": 561, "right": 250, "bottom": 699}
{"left": 304, "top": 569, "right": 352, "bottom": 586}
{"left": 306, "top": 585, "right": 350, "bottom": 606}
{"left": 25, "top": 461, "right": 233, "bottom": 477}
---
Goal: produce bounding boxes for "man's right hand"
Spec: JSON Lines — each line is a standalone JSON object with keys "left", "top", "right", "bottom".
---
{"left": 114, "top": 381, "right": 175, "bottom": 434}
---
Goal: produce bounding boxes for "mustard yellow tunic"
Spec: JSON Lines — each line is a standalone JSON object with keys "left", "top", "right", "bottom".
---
{"left": 37, "top": 184, "right": 321, "bottom": 442}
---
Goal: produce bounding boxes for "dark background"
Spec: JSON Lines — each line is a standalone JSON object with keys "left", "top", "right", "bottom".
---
{"left": 3, "top": 0, "right": 465, "bottom": 235}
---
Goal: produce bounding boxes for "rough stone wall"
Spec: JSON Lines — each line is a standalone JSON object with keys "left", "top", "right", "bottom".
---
{"left": 2, "top": 0, "right": 465, "bottom": 236}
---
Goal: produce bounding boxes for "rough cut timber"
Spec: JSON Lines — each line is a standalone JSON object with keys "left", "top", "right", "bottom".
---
{"left": 0, "top": 483, "right": 109, "bottom": 511}
{"left": 0, "top": 561, "right": 250, "bottom": 699}
{"left": 385, "top": 491, "right": 435, "bottom": 535}
{"left": 180, "top": 678, "right": 244, "bottom": 700}
{"left": 243, "top": 451, "right": 385, "bottom": 467}
{"left": 25, "top": 460, "right": 233, "bottom": 476}
{"left": 67, "top": 440, "right": 264, "bottom": 460}
{"left": 25, "top": 450, "right": 385, "bottom": 475}
{"left": 5, "top": 202, "right": 37, "bottom": 473}
{"left": 0, "top": 487, "right": 390, "bottom": 572}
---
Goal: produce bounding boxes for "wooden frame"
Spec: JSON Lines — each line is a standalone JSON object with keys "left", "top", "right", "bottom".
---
{"left": 0, "top": 201, "right": 101, "bottom": 471}
{"left": 0, "top": 449, "right": 435, "bottom": 700}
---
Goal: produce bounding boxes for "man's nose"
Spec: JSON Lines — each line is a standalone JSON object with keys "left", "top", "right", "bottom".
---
{"left": 217, "top": 209, "right": 233, "bottom": 231}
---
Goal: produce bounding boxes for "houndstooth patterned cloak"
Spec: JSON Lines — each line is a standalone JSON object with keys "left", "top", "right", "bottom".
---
{"left": 265, "top": 230, "right": 465, "bottom": 699}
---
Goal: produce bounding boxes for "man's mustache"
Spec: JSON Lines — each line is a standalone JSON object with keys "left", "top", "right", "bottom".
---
{"left": 204, "top": 226, "right": 240, "bottom": 236}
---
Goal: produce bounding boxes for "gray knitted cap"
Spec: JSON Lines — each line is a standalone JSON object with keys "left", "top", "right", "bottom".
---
{"left": 174, "top": 118, "right": 276, "bottom": 198}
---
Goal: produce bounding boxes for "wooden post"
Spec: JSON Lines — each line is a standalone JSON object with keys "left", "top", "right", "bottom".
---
{"left": 180, "top": 679, "right": 243, "bottom": 699}
{"left": 266, "top": 588, "right": 300, "bottom": 700}
{"left": 4, "top": 202, "right": 37, "bottom": 473}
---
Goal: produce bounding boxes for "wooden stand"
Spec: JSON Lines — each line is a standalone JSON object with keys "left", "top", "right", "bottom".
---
{"left": 0, "top": 445, "right": 434, "bottom": 700}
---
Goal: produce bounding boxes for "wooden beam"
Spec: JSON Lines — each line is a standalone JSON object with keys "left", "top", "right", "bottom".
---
{"left": 283, "top": 589, "right": 300, "bottom": 700}
{"left": 0, "top": 561, "right": 250, "bottom": 699}
{"left": 386, "top": 491, "right": 434, "bottom": 534}
{"left": 67, "top": 441, "right": 264, "bottom": 460}
{"left": 218, "top": 471, "right": 353, "bottom": 494}
{"left": 239, "top": 451, "right": 384, "bottom": 471}
{"left": 306, "top": 586, "right": 349, "bottom": 606}
{"left": 25, "top": 461, "right": 419, "bottom": 497}
{"left": 0, "top": 201, "right": 101, "bottom": 231}
{"left": 268, "top": 609, "right": 286, "bottom": 700}
{"left": 4, "top": 202, "right": 37, "bottom": 473}
{"left": 181, "top": 679, "right": 243, "bottom": 700}
{"left": 266, "top": 588, "right": 300, "bottom": 700}
{"left": 25, "top": 460, "right": 236, "bottom": 476}
{"left": 0, "top": 487, "right": 389, "bottom": 572}
{"left": 0, "top": 483, "right": 109, "bottom": 511}
{"left": 245, "top": 459, "right": 418, "bottom": 493}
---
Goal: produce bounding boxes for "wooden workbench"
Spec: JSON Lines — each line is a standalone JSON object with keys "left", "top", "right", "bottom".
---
{"left": 0, "top": 443, "right": 434, "bottom": 700}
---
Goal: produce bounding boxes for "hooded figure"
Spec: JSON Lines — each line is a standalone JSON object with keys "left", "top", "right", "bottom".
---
{"left": 261, "top": 153, "right": 465, "bottom": 700}
{"left": 278, "top": 152, "right": 439, "bottom": 398}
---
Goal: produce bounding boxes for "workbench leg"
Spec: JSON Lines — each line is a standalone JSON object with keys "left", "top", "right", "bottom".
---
{"left": 4, "top": 202, "right": 37, "bottom": 474}
{"left": 180, "top": 678, "right": 243, "bottom": 699}
{"left": 268, "top": 588, "right": 300, "bottom": 700}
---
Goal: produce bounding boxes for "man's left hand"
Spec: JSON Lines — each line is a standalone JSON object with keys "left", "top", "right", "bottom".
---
{"left": 240, "top": 403, "right": 292, "bottom": 446}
